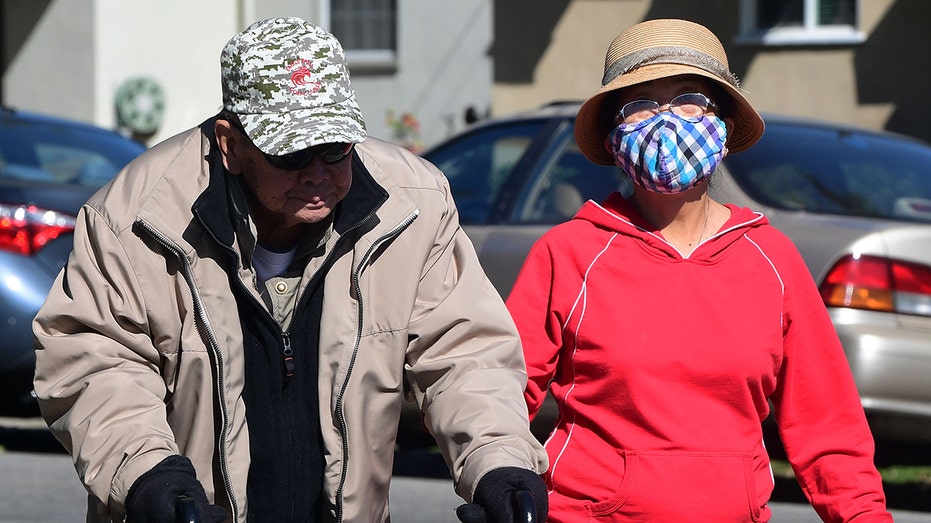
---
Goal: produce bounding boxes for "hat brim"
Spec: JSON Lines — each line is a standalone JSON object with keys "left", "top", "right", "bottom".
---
{"left": 238, "top": 96, "right": 367, "bottom": 156}
{"left": 575, "top": 63, "right": 765, "bottom": 166}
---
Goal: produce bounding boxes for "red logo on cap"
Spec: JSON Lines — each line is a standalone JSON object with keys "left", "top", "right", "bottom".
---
{"left": 288, "top": 59, "right": 321, "bottom": 95}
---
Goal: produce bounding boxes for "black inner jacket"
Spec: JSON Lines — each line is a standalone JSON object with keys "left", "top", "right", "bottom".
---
{"left": 192, "top": 116, "right": 387, "bottom": 521}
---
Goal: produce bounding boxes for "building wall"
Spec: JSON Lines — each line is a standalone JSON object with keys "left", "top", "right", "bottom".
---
{"left": 350, "top": 0, "right": 492, "bottom": 150}
{"left": 3, "top": 0, "right": 96, "bottom": 123}
{"left": 737, "top": 1, "right": 896, "bottom": 133}
{"left": 3, "top": 0, "right": 240, "bottom": 145}
{"left": 8, "top": 1, "right": 922, "bottom": 148}
{"left": 491, "top": 0, "right": 931, "bottom": 144}
{"left": 493, "top": 0, "right": 653, "bottom": 115}
{"left": 1, "top": 0, "right": 492, "bottom": 150}
{"left": 92, "top": 0, "right": 239, "bottom": 144}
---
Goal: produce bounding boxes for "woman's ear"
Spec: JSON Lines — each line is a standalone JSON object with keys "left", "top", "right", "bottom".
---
{"left": 215, "top": 119, "right": 243, "bottom": 174}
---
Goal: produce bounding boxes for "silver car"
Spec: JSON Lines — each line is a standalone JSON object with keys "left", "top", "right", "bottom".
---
{"left": 419, "top": 102, "right": 931, "bottom": 443}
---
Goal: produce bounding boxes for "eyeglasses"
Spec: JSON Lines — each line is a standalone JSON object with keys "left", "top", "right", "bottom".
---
{"left": 616, "top": 92, "right": 717, "bottom": 124}
{"left": 225, "top": 115, "right": 355, "bottom": 170}
{"left": 262, "top": 142, "right": 355, "bottom": 170}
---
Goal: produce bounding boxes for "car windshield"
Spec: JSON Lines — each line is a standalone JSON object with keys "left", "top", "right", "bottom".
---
{"left": 0, "top": 117, "right": 144, "bottom": 188}
{"left": 724, "top": 121, "right": 931, "bottom": 223}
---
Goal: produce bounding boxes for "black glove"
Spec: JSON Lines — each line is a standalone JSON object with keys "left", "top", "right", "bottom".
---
{"left": 456, "top": 467, "right": 548, "bottom": 523}
{"left": 126, "top": 455, "right": 227, "bottom": 523}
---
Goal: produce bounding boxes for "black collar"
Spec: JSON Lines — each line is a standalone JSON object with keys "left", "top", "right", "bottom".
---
{"left": 192, "top": 116, "right": 388, "bottom": 266}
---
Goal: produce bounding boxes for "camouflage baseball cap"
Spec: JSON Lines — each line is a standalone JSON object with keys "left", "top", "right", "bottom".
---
{"left": 220, "top": 17, "right": 367, "bottom": 156}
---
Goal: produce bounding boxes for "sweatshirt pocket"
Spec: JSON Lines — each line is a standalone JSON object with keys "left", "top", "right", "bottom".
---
{"left": 588, "top": 450, "right": 762, "bottom": 522}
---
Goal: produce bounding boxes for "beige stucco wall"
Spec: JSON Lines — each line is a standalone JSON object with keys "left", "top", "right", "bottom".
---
{"left": 493, "top": 0, "right": 653, "bottom": 115}
{"left": 739, "top": 0, "right": 896, "bottom": 130}
{"left": 741, "top": 49, "right": 893, "bottom": 129}
{"left": 493, "top": 0, "right": 901, "bottom": 135}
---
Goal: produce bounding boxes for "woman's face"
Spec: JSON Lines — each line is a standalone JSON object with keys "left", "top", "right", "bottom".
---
{"left": 605, "top": 74, "right": 731, "bottom": 195}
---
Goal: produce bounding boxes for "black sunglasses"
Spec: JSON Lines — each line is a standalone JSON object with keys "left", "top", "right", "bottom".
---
{"left": 225, "top": 115, "right": 354, "bottom": 170}
{"left": 263, "top": 142, "right": 355, "bottom": 170}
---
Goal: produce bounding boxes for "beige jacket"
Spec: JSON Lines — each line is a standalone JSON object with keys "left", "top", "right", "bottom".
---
{"left": 33, "top": 121, "right": 547, "bottom": 522}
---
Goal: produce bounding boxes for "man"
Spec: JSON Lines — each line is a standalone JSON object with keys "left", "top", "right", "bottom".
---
{"left": 33, "top": 17, "right": 547, "bottom": 523}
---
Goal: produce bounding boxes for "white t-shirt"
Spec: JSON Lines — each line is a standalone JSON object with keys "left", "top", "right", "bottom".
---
{"left": 253, "top": 243, "right": 297, "bottom": 284}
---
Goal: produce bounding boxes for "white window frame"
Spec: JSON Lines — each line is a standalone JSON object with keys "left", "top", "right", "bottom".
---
{"left": 320, "top": 0, "right": 397, "bottom": 71}
{"left": 736, "top": 0, "right": 865, "bottom": 46}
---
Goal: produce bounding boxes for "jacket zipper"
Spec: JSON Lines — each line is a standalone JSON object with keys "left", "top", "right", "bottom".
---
{"left": 282, "top": 332, "right": 294, "bottom": 379}
{"left": 274, "top": 235, "right": 353, "bottom": 382}
{"left": 334, "top": 210, "right": 417, "bottom": 522}
{"left": 136, "top": 219, "right": 240, "bottom": 522}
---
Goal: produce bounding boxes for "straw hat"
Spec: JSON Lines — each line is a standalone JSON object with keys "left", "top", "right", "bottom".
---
{"left": 575, "top": 18, "right": 764, "bottom": 166}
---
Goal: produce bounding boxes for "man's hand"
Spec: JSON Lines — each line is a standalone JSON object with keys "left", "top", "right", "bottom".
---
{"left": 126, "top": 455, "right": 227, "bottom": 523}
{"left": 456, "top": 467, "right": 548, "bottom": 523}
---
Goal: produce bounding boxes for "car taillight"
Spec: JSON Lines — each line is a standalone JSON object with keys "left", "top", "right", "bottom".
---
{"left": 0, "top": 203, "right": 76, "bottom": 255}
{"left": 819, "top": 254, "right": 931, "bottom": 317}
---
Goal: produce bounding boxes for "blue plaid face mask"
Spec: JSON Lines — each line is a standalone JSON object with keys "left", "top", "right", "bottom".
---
{"left": 608, "top": 112, "right": 728, "bottom": 194}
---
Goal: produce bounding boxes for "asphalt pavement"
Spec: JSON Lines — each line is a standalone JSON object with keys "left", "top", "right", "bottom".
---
{"left": 2, "top": 449, "right": 930, "bottom": 522}
{"left": 2, "top": 417, "right": 929, "bottom": 522}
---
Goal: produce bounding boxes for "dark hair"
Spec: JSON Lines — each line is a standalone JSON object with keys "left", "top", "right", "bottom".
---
{"left": 219, "top": 109, "right": 240, "bottom": 124}
{"left": 596, "top": 90, "right": 625, "bottom": 137}
{"left": 704, "top": 81, "right": 733, "bottom": 120}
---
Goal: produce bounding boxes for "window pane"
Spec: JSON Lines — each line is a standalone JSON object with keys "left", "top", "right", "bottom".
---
{"left": 331, "top": 0, "right": 397, "bottom": 51}
{"left": 425, "top": 122, "right": 544, "bottom": 225}
{"left": 757, "top": 0, "right": 804, "bottom": 29}
{"left": 818, "top": 0, "right": 856, "bottom": 26}
{"left": 0, "top": 120, "right": 142, "bottom": 187}
{"left": 725, "top": 123, "right": 931, "bottom": 223}
{"left": 517, "top": 131, "right": 623, "bottom": 224}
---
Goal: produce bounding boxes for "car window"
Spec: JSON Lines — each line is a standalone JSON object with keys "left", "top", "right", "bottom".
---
{"left": 725, "top": 122, "right": 931, "bottom": 223}
{"left": 514, "top": 127, "right": 625, "bottom": 224}
{"left": 425, "top": 121, "right": 545, "bottom": 224}
{"left": 0, "top": 118, "right": 144, "bottom": 188}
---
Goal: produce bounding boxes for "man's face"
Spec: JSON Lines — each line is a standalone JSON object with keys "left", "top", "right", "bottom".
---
{"left": 238, "top": 149, "right": 353, "bottom": 227}
{"left": 218, "top": 119, "right": 353, "bottom": 230}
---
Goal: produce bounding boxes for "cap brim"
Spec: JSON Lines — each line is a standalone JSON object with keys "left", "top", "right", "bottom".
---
{"left": 238, "top": 97, "right": 367, "bottom": 156}
{"left": 575, "top": 63, "right": 765, "bottom": 166}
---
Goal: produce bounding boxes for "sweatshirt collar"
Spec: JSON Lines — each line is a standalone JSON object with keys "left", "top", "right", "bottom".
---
{"left": 576, "top": 192, "right": 768, "bottom": 259}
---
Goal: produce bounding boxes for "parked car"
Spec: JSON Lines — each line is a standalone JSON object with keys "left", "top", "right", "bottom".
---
{"left": 414, "top": 102, "right": 931, "bottom": 444}
{"left": 0, "top": 107, "right": 146, "bottom": 415}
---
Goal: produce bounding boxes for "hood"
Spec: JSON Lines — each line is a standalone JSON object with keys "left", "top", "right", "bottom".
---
{"left": 574, "top": 191, "right": 769, "bottom": 260}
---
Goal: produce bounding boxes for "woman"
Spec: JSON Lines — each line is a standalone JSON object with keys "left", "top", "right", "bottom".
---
{"left": 505, "top": 18, "right": 892, "bottom": 522}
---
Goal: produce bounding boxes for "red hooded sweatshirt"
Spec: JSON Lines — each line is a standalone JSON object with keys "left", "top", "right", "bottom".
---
{"left": 506, "top": 193, "right": 891, "bottom": 522}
